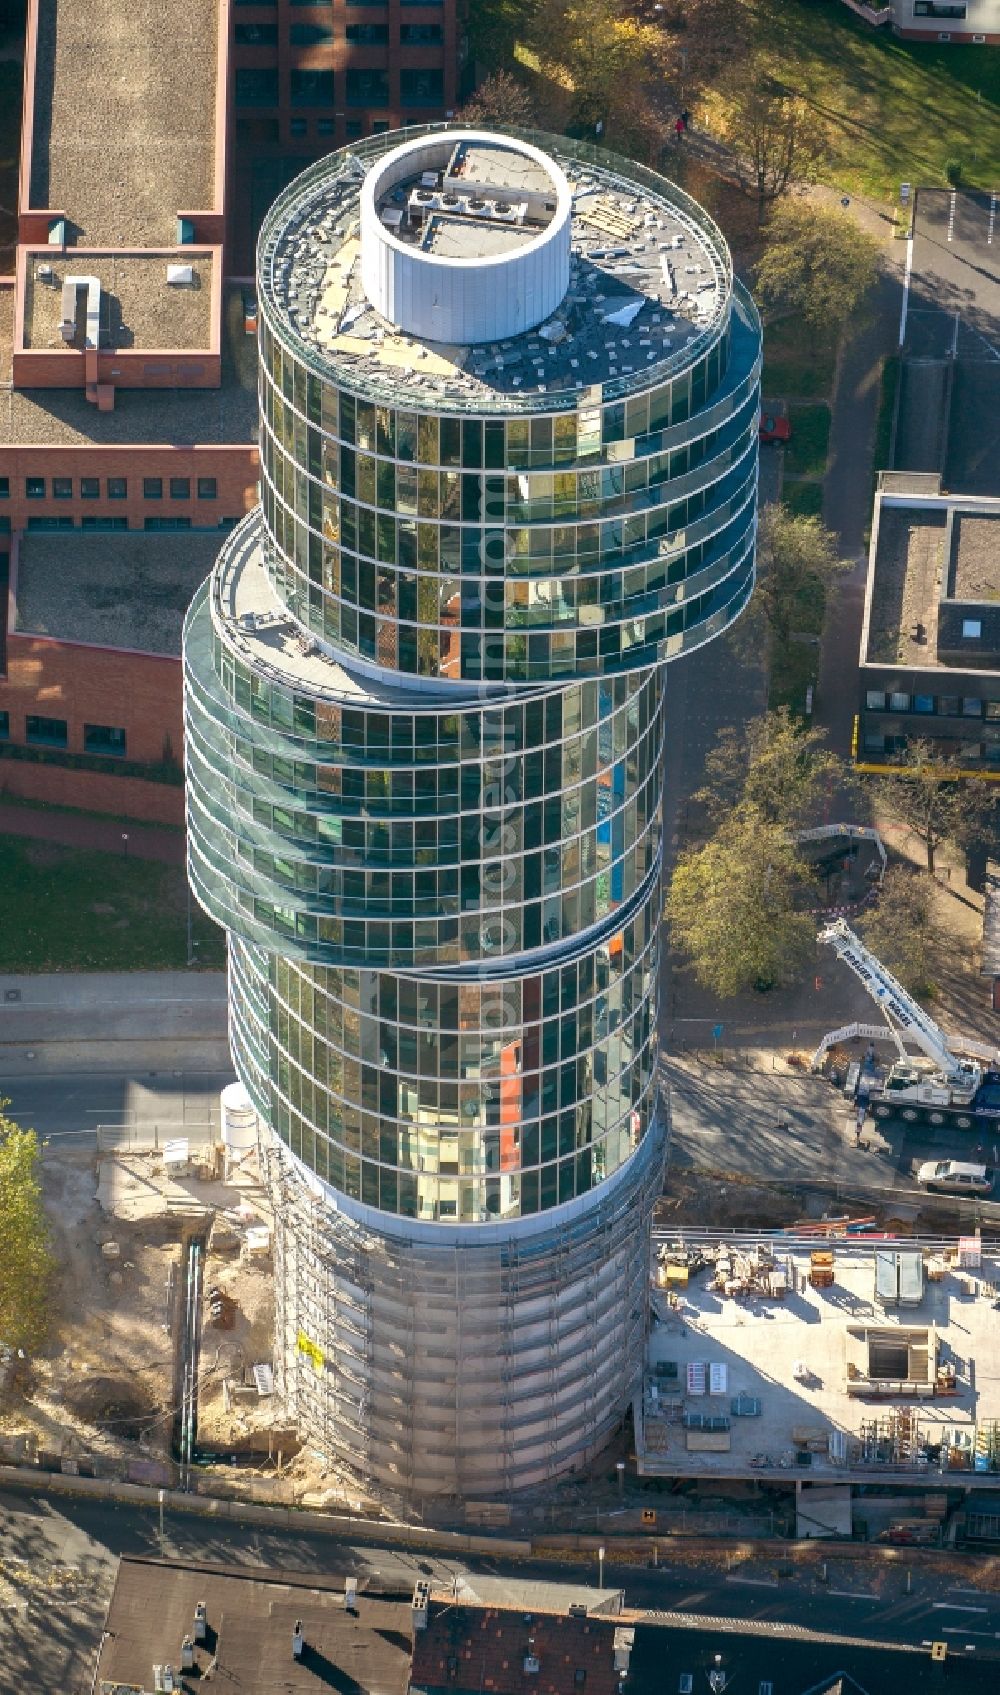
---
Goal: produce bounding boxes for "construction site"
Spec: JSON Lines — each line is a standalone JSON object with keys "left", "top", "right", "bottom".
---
{"left": 0, "top": 1092, "right": 368, "bottom": 1512}
{"left": 640, "top": 1226, "right": 1000, "bottom": 1528}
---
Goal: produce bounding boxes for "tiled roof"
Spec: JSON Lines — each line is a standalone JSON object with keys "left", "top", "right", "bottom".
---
{"left": 411, "top": 1601, "right": 628, "bottom": 1695}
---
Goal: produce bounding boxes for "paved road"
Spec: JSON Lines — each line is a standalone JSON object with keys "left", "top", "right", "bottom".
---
{"left": 0, "top": 969, "right": 231, "bottom": 1079}
{"left": 4, "top": 1487, "right": 1000, "bottom": 1693}
{"left": 666, "top": 1051, "right": 1000, "bottom": 1224}
{"left": 4, "top": 1067, "right": 235, "bottom": 1141}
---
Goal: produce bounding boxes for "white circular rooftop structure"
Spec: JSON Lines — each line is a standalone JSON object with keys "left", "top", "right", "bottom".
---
{"left": 359, "top": 131, "right": 572, "bottom": 345}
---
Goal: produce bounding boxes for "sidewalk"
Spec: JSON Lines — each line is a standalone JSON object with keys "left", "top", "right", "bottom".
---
{"left": 0, "top": 800, "right": 185, "bottom": 864}
{"left": 0, "top": 969, "right": 227, "bottom": 1047}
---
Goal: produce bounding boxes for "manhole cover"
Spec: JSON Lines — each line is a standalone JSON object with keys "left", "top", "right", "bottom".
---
{"left": 4, "top": 989, "right": 21, "bottom": 1003}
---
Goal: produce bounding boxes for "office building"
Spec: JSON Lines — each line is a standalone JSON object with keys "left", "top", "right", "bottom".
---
{"left": 183, "top": 126, "right": 761, "bottom": 1495}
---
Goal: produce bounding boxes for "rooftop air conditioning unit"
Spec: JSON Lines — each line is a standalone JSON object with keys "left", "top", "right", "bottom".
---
{"left": 524, "top": 1658, "right": 540, "bottom": 1674}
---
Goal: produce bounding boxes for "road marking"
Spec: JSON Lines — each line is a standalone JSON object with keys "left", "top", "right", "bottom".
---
{"left": 989, "top": 192, "right": 996, "bottom": 246}
{"left": 899, "top": 235, "right": 914, "bottom": 347}
{"left": 724, "top": 1576, "right": 778, "bottom": 1588}
{"left": 933, "top": 1603, "right": 988, "bottom": 1613}
{"left": 948, "top": 190, "right": 957, "bottom": 242}
{"left": 827, "top": 1590, "right": 878, "bottom": 1600}
{"left": 941, "top": 1626, "right": 992, "bottom": 1637}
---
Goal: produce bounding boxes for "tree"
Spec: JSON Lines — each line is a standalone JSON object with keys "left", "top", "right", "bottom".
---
{"left": 720, "top": 62, "right": 828, "bottom": 221}
{"left": 754, "top": 201, "right": 882, "bottom": 332}
{"left": 666, "top": 808, "right": 817, "bottom": 996}
{"left": 459, "top": 71, "right": 536, "bottom": 129}
{"left": 872, "top": 740, "right": 996, "bottom": 875}
{"left": 695, "top": 708, "right": 845, "bottom": 833}
{"left": 756, "top": 504, "right": 847, "bottom": 648}
{"left": 858, "top": 867, "right": 937, "bottom": 1000}
{"left": 529, "top": 0, "right": 669, "bottom": 158}
{"left": 464, "top": 0, "right": 539, "bottom": 74}
{"left": 0, "top": 1105, "right": 54, "bottom": 1352}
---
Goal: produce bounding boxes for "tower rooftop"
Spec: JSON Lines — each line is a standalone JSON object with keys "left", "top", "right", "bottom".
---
{"left": 259, "top": 129, "right": 731, "bottom": 412}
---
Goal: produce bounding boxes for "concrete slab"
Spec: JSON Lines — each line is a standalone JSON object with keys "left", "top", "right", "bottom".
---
{"left": 640, "top": 1238, "right": 1000, "bottom": 1486}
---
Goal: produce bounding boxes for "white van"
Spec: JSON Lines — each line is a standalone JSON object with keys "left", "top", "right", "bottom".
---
{"left": 916, "top": 1160, "right": 994, "bottom": 1196}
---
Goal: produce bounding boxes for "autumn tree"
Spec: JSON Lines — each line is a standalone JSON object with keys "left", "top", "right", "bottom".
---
{"left": 756, "top": 504, "right": 847, "bottom": 648}
{"left": 872, "top": 740, "right": 996, "bottom": 875}
{"left": 695, "top": 708, "right": 845, "bottom": 833}
{"left": 465, "top": 0, "right": 539, "bottom": 73}
{"left": 0, "top": 1104, "right": 54, "bottom": 1353}
{"left": 529, "top": 0, "right": 669, "bottom": 158}
{"left": 859, "top": 867, "right": 937, "bottom": 999}
{"left": 666, "top": 808, "right": 817, "bottom": 996}
{"left": 754, "top": 201, "right": 882, "bottom": 331}
{"left": 459, "top": 71, "right": 537, "bottom": 129}
{"left": 720, "top": 61, "right": 828, "bottom": 221}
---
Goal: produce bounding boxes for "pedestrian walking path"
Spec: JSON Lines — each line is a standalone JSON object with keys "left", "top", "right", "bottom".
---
{"left": 0, "top": 800, "right": 184, "bottom": 864}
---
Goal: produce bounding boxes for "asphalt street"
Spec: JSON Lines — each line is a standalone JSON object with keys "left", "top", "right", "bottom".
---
{"left": 3, "top": 1067, "right": 236, "bottom": 1141}
{"left": 666, "top": 1053, "right": 1000, "bottom": 1224}
{"left": 3, "top": 1487, "right": 1000, "bottom": 1694}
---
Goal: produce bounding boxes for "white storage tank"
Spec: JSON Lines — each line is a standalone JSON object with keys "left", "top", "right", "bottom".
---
{"left": 220, "top": 1082, "right": 258, "bottom": 1154}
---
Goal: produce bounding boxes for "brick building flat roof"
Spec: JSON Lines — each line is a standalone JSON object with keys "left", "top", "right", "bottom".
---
{"left": 0, "top": 288, "right": 257, "bottom": 444}
{"left": 14, "top": 530, "right": 222, "bottom": 655}
{"left": 22, "top": 255, "right": 214, "bottom": 352}
{"left": 29, "top": 0, "right": 219, "bottom": 247}
{"left": 93, "top": 1558, "right": 414, "bottom": 1694}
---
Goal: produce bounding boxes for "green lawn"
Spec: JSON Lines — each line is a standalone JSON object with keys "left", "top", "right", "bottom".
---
{"left": 755, "top": 0, "right": 1000, "bottom": 200}
{"left": 782, "top": 480, "right": 825, "bottom": 518}
{"left": 0, "top": 838, "right": 225, "bottom": 972}
{"left": 762, "top": 317, "right": 838, "bottom": 401}
{"left": 784, "top": 404, "right": 832, "bottom": 479}
{"left": 767, "top": 532, "right": 828, "bottom": 711}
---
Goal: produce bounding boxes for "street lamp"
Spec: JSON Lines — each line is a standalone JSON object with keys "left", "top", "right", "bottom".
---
{"left": 598, "top": 1544, "right": 605, "bottom": 1592}
{"left": 121, "top": 832, "right": 129, "bottom": 860}
{"left": 616, "top": 1460, "right": 625, "bottom": 1499}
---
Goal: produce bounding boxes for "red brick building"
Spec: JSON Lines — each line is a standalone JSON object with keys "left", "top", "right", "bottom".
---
{"left": 1, "top": 0, "right": 456, "bottom": 822}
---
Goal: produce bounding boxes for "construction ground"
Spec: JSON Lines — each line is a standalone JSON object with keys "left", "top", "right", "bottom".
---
{"left": 0, "top": 1141, "right": 371, "bottom": 1512}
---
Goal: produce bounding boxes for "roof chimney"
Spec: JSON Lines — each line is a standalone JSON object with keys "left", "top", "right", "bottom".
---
{"left": 292, "top": 1619, "right": 304, "bottom": 1660}
{"left": 180, "top": 1637, "right": 195, "bottom": 1671}
{"left": 613, "top": 1628, "right": 634, "bottom": 1675}
{"left": 194, "top": 1600, "right": 207, "bottom": 1642}
{"left": 345, "top": 1578, "right": 358, "bottom": 1613}
{"left": 412, "top": 1582, "right": 430, "bottom": 1631}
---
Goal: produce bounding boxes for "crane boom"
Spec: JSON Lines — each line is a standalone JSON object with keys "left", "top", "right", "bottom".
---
{"left": 816, "top": 918, "right": 971, "bottom": 1086}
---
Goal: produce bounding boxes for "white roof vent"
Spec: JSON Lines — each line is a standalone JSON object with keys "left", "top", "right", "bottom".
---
{"left": 167, "top": 264, "right": 194, "bottom": 286}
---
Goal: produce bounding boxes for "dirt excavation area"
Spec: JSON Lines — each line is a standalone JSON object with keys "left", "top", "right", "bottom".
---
{"left": 0, "top": 1143, "right": 306, "bottom": 1491}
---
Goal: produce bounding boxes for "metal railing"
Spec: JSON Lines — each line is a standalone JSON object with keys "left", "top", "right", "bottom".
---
{"left": 95, "top": 1121, "right": 219, "bottom": 1154}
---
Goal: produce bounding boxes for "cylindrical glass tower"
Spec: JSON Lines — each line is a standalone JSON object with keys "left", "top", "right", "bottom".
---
{"left": 184, "top": 127, "right": 760, "bottom": 1497}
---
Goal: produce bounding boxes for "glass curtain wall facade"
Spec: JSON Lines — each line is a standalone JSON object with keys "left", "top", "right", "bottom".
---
{"left": 183, "top": 127, "right": 760, "bottom": 1497}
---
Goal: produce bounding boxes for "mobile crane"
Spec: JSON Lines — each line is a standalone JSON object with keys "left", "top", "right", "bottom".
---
{"left": 812, "top": 918, "right": 1000, "bottom": 1130}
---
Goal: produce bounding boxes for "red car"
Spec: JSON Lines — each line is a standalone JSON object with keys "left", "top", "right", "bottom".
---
{"left": 759, "top": 412, "right": 792, "bottom": 445}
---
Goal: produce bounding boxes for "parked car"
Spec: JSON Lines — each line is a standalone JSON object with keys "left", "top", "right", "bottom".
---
{"left": 243, "top": 291, "right": 259, "bottom": 336}
{"left": 759, "top": 412, "right": 791, "bottom": 445}
{"left": 916, "top": 1159, "right": 994, "bottom": 1196}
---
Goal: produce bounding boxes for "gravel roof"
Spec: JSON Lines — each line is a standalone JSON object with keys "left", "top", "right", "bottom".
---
{"left": 30, "top": 0, "right": 219, "bottom": 247}
{"left": 868, "top": 506, "right": 946, "bottom": 665}
{"left": 0, "top": 288, "right": 257, "bottom": 444}
{"left": 23, "top": 255, "right": 213, "bottom": 351}
{"left": 951, "top": 513, "right": 1000, "bottom": 602}
{"left": 0, "top": 282, "right": 13, "bottom": 386}
{"left": 14, "top": 530, "right": 222, "bottom": 654}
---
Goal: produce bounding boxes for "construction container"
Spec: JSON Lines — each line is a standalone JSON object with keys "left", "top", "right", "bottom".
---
{"left": 810, "top": 1250, "right": 835, "bottom": 1289}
